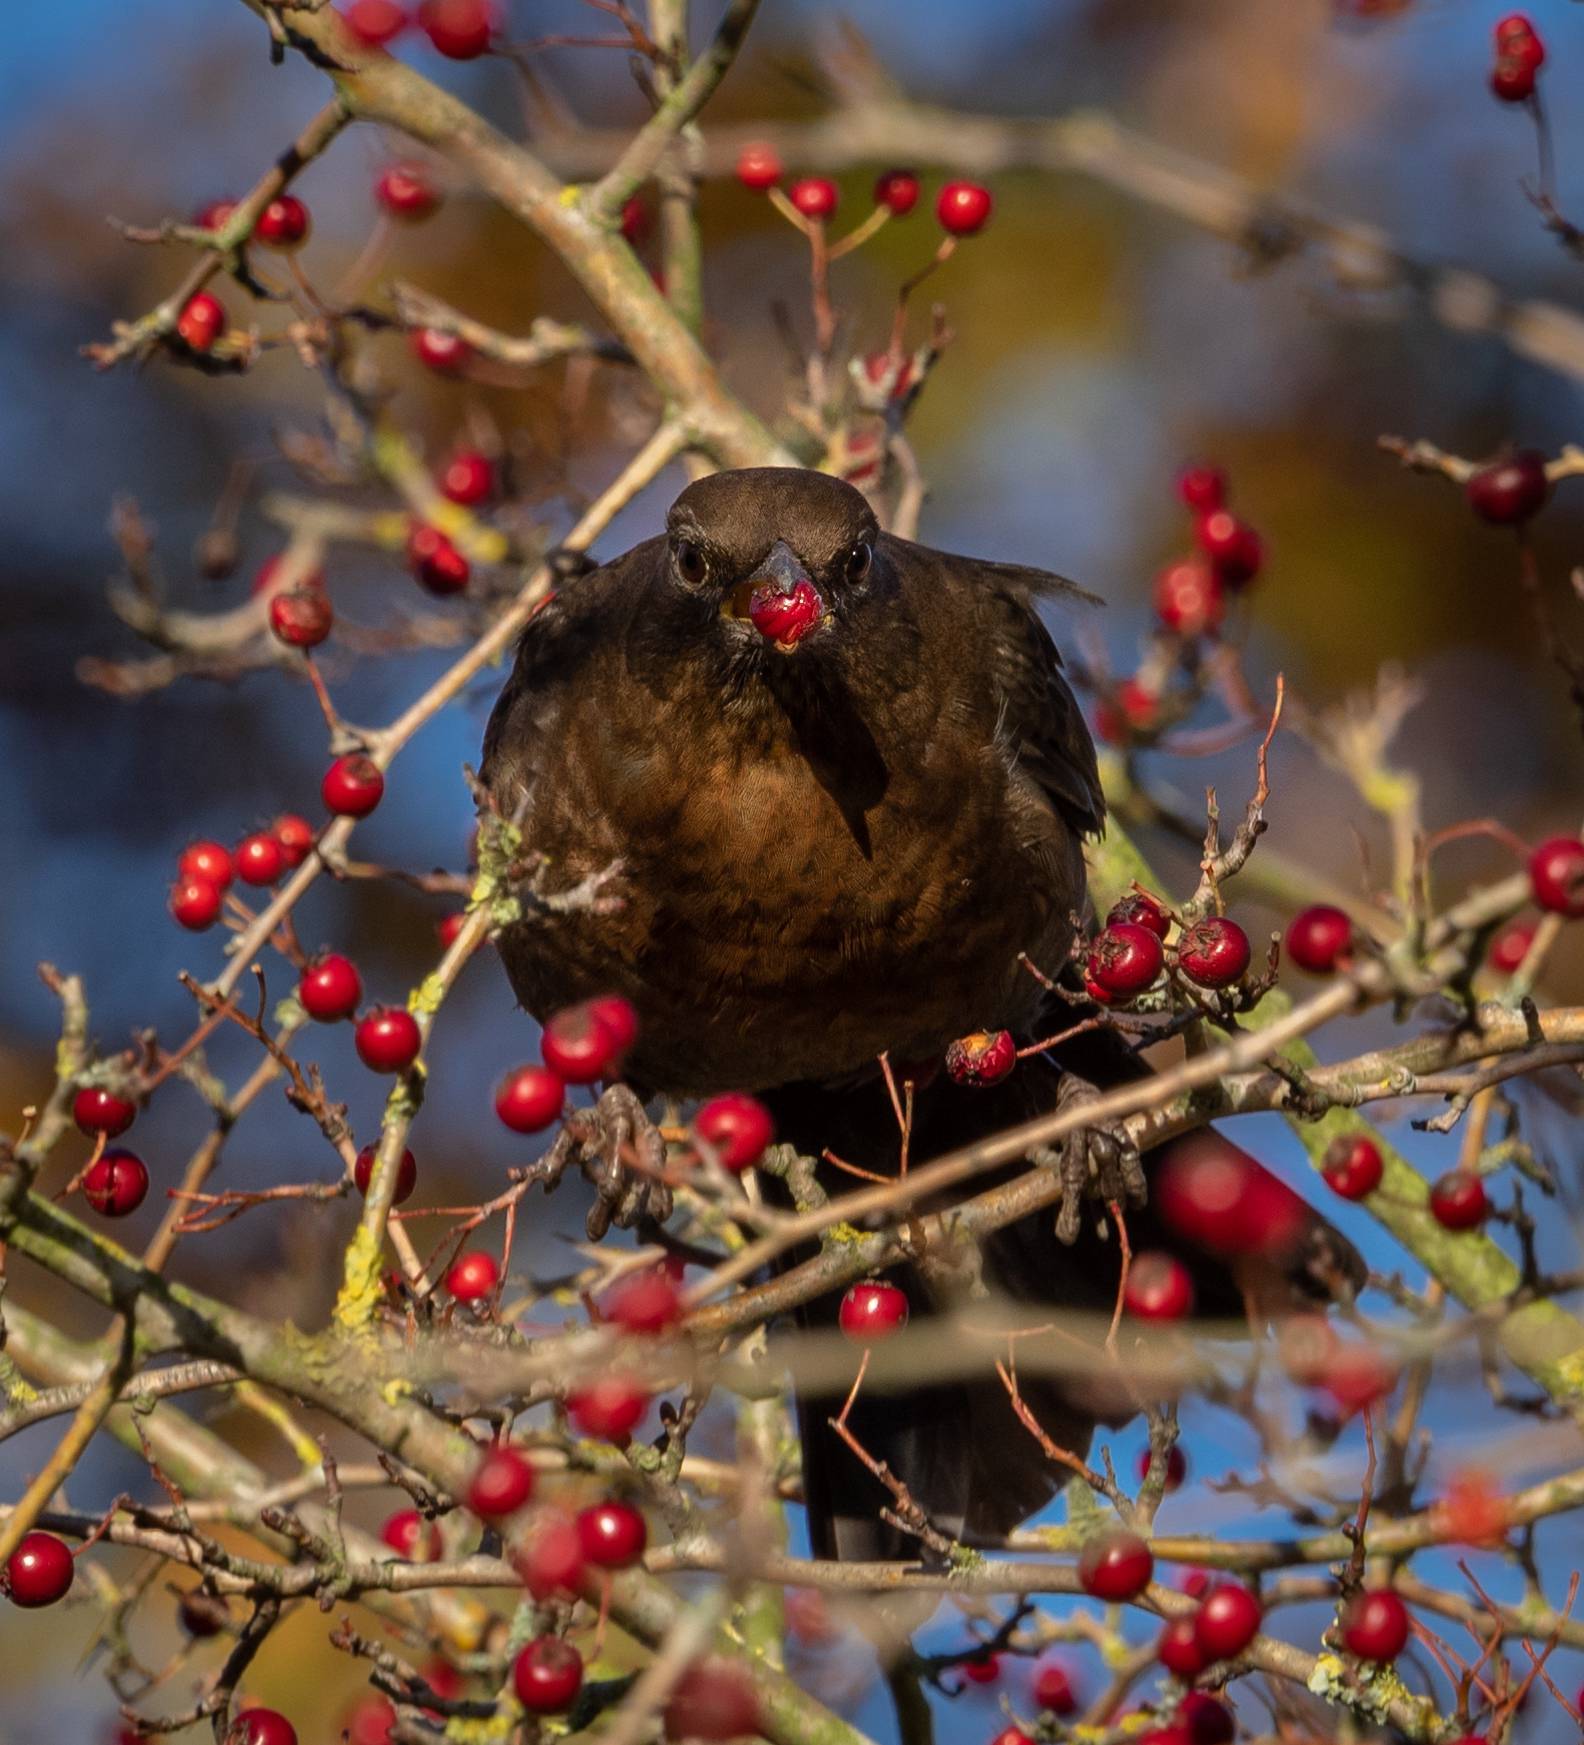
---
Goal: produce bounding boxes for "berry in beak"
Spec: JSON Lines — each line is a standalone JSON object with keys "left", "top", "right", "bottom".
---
{"left": 731, "top": 538, "right": 825, "bottom": 651}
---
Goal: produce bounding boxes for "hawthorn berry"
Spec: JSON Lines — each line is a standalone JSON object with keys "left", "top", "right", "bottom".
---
{"left": 1124, "top": 1251, "right": 1194, "bottom": 1321}
{"left": 1157, "top": 1615, "right": 1206, "bottom": 1678}
{"left": 1194, "top": 510, "right": 1263, "bottom": 586}
{"left": 1528, "top": 836, "right": 1584, "bottom": 916}
{"left": 436, "top": 452, "right": 492, "bottom": 509}
{"left": 171, "top": 874, "right": 223, "bottom": 930}
{"left": 342, "top": 0, "right": 409, "bottom": 46}
{"left": 1491, "top": 17, "right": 1545, "bottom": 103}
{"left": 381, "top": 1508, "right": 441, "bottom": 1561}
{"left": 603, "top": 1265, "right": 683, "bottom": 1335}
{"left": 1180, "top": 1567, "right": 1212, "bottom": 1600}
{"left": 234, "top": 832, "right": 285, "bottom": 886}
{"left": 495, "top": 1066, "right": 565, "bottom": 1134}
{"left": 445, "top": 1250, "right": 499, "bottom": 1301}
{"left": 789, "top": 178, "right": 838, "bottom": 221}
{"left": 513, "top": 1507, "right": 585, "bottom": 1598}
{"left": 73, "top": 1085, "right": 137, "bottom": 1138}
{"left": 267, "top": 583, "right": 334, "bottom": 650}
{"left": 233, "top": 1710, "right": 297, "bottom": 1745}
{"left": 747, "top": 576, "right": 823, "bottom": 647}
{"left": 735, "top": 143, "right": 782, "bottom": 191}
{"left": 83, "top": 1148, "right": 150, "bottom": 1217}
{"left": 1491, "top": 54, "right": 1538, "bottom": 102}
{"left": 1096, "top": 676, "right": 1161, "bottom": 743}
{"left": 936, "top": 180, "right": 993, "bottom": 235}
{"left": 1276, "top": 1313, "right": 1340, "bottom": 1386}
{"left": 838, "top": 1279, "right": 909, "bottom": 1340}
{"left": 1466, "top": 450, "right": 1549, "bottom": 523}
{"left": 1429, "top": 1169, "right": 1489, "bottom": 1230}
{"left": 1087, "top": 922, "right": 1165, "bottom": 999}
{"left": 1154, "top": 557, "right": 1226, "bottom": 637}
{"left": 1176, "top": 917, "right": 1251, "bottom": 988}
{"left": 255, "top": 195, "right": 310, "bottom": 249}
{"left": 1194, "top": 1582, "right": 1262, "bottom": 1660}
{"left": 436, "top": 910, "right": 466, "bottom": 949}
{"left": 376, "top": 161, "right": 441, "bottom": 221}
{"left": 568, "top": 1374, "right": 648, "bottom": 1439}
{"left": 419, "top": 0, "right": 493, "bottom": 58}
{"left": 177, "top": 292, "right": 227, "bottom": 352}
{"left": 1078, "top": 1529, "right": 1153, "bottom": 1600}
{"left": 663, "top": 1660, "right": 761, "bottom": 1742}
{"left": 1286, "top": 905, "right": 1354, "bottom": 974}
{"left": 1136, "top": 1443, "right": 1188, "bottom": 1490}
{"left": 5, "top": 1531, "right": 75, "bottom": 1607}
{"left": 577, "top": 1500, "right": 647, "bottom": 1568}
{"left": 1323, "top": 1342, "right": 1398, "bottom": 1418}
{"left": 873, "top": 169, "right": 920, "bottom": 215}
{"left": 1340, "top": 1588, "right": 1410, "bottom": 1661}
{"left": 343, "top": 1697, "right": 395, "bottom": 1745}
{"left": 513, "top": 1637, "right": 583, "bottom": 1713}
{"left": 944, "top": 1028, "right": 1017, "bottom": 1087}
{"left": 1321, "top": 1134, "right": 1383, "bottom": 1201}
{"left": 322, "top": 753, "right": 385, "bottom": 818}
{"left": 961, "top": 1653, "right": 1000, "bottom": 1685}
{"left": 693, "top": 1092, "right": 774, "bottom": 1170}
{"left": 408, "top": 524, "right": 470, "bottom": 595}
{"left": 194, "top": 198, "right": 236, "bottom": 231}
{"left": 1177, "top": 464, "right": 1227, "bottom": 513}
{"left": 252, "top": 554, "right": 327, "bottom": 598}
{"left": 1033, "top": 1661, "right": 1078, "bottom": 1715}
{"left": 542, "top": 1001, "right": 623, "bottom": 1083}
{"left": 1487, "top": 919, "right": 1536, "bottom": 973}
{"left": 467, "top": 1444, "right": 534, "bottom": 1518}
{"left": 356, "top": 1007, "right": 421, "bottom": 1073}
{"left": 177, "top": 1588, "right": 229, "bottom": 1637}
{"left": 298, "top": 953, "right": 362, "bottom": 1022}
{"left": 1108, "top": 892, "right": 1171, "bottom": 940}
{"left": 411, "top": 327, "right": 472, "bottom": 373}
{"left": 354, "top": 1143, "right": 417, "bottom": 1204}
{"left": 179, "top": 840, "right": 233, "bottom": 889}
{"left": 1179, "top": 1692, "right": 1236, "bottom": 1745}
{"left": 586, "top": 994, "right": 639, "bottom": 1058}
{"left": 1156, "top": 1132, "right": 1307, "bottom": 1258}
{"left": 987, "top": 1733, "right": 1034, "bottom": 1745}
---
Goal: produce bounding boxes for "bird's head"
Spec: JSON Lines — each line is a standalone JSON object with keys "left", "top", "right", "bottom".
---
{"left": 664, "top": 468, "right": 880, "bottom": 656}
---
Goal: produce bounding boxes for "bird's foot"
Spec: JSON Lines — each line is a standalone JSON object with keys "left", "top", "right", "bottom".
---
{"left": 1034, "top": 1072, "right": 1145, "bottom": 1245}
{"left": 538, "top": 1083, "right": 674, "bottom": 1241}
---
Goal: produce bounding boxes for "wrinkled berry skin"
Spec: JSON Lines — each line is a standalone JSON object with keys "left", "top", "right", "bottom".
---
{"left": 748, "top": 577, "right": 824, "bottom": 648}
{"left": 944, "top": 1029, "right": 1017, "bottom": 1087}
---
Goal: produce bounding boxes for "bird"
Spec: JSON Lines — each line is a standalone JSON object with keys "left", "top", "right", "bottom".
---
{"left": 481, "top": 465, "right": 1361, "bottom": 1569}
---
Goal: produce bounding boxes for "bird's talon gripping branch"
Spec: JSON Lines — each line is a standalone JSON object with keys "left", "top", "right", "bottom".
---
{"left": 543, "top": 1083, "right": 673, "bottom": 1242}
{"left": 1042, "top": 1072, "right": 1146, "bottom": 1244}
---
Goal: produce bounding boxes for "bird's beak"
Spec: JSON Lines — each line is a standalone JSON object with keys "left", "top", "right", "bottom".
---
{"left": 723, "top": 541, "right": 827, "bottom": 652}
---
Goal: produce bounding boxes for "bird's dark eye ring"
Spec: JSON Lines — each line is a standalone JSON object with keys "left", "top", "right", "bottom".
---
{"left": 845, "top": 540, "right": 873, "bottom": 584}
{"left": 675, "top": 539, "right": 708, "bottom": 585}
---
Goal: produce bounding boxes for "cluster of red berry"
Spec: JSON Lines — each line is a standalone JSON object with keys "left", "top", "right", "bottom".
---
{"left": 1086, "top": 892, "right": 1253, "bottom": 1003}
{"left": 1490, "top": 12, "right": 1545, "bottom": 104}
{"left": 168, "top": 819, "right": 314, "bottom": 930}
{"left": 734, "top": 145, "right": 994, "bottom": 239}
{"left": 342, "top": 0, "right": 495, "bottom": 59}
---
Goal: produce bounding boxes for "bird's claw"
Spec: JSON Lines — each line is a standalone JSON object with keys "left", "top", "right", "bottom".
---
{"left": 541, "top": 1083, "right": 673, "bottom": 1241}
{"left": 1034, "top": 1072, "right": 1146, "bottom": 1245}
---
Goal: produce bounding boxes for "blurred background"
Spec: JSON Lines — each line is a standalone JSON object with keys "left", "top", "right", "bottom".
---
{"left": 3, "top": 0, "right": 1584, "bottom": 1739}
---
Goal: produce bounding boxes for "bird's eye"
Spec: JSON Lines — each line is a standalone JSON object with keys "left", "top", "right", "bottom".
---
{"left": 845, "top": 540, "right": 873, "bottom": 584}
{"left": 675, "top": 540, "right": 708, "bottom": 585}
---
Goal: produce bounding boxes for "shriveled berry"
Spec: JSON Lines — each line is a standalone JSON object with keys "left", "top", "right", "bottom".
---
{"left": 603, "top": 1265, "right": 683, "bottom": 1334}
{"left": 873, "top": 169, "right": 920, "bottom": 215}
{"left": 1154, "top": 556, "right": 1226, "bottom": 637}
{"left": 542, "top": 1002, "right": 621, "bottom": 1084}
{"left": 1487, "top": 919, "right": 1536, "bottom": 973}
{"left": 445, "top": 1250, "right": 499, "bottom": 1301}
{"left": 1467, "top": 450, "right": 1549, "bottom": 523}
{"left": 1195, "top": 510, "right": 1263, "bottom": 586}
{"left": 1108, "top": 892, "right": 1171, "bottom": 940}
{"left": 1340, "top": 1589, "right": 1410, "bottom": 1661}
{"left": 235, "top": 832, "right": 285, "bottom": 886}
{"left": 495, "top": 1066, "right": 565, "bottom": 1134}
{"left": 789, "top": 178, "right": 838, "bottom": 220}
{"left": 171, "top": 874, "right": 223, "bottom": 930}
{"left": 83, "top": 1147, "right": 149, "bottom": 1217}
{"left": 299, "top": 952, "right": 362, "bottom": 1022}
{"left": 568, "top": 1375, "right": 648, "bottom": 1439}
{"left": 1286, "top": 905, "right": 1354, "bottom": 974}
{"left": 735, "top": 143, "right": 782, "bottom": 191}
{"left": 1528, "top": 836, "right": 1584, "bottom": 916}
{"left": 1087, "top": 922, "right": 1165, "bottom": 999}
{"left": 5, "top": 1531, "right": 75, "bottom": 1607}
{"left": 381, "top": 1509, "right": 441, "bottom": 1561}
{"left": 1157, "top": 1615, "right": 1206, "bottom": 1678}
{"left": 439, "top": 449, "right": 493, "bottom": 506}
{"left": 255, "top": 195, "right": 310, "bottom": 249}
{"left": 838, "top": 1279, "right": 909, "bottom": 1340}
{"left": 1177, "top": 917, "right": 1251, "bottom": 988}
{"left": 936, "top": 180, "right": 993, "bottom": 235}
{"left": 412, "top": 327, "right": 472, "bottom": 372}
{"left": 322, "top": 753, "right": 385, "bottom": 818}
{"left": 73, "top": 1086, "right": 137, "bottom": 1139}
{"left": 1033, "top": 1661, "right": 1077, "bottom": 1715}
{"left": 748, "top": 576, "right": 823, "bottom": 647}
{"left": 354, "top": 1143, "right": 417, "bottom": 1204}
{"left": 1321, "top": 1134, "right": 1382, "bottom": 1200}
{"left": 342, "top": 0, "right": 409, "bottom": 46}
{"left": 356, "top": 1007, "right": 421, "bottom": 1073}
{"left": 1177, "top": 464, "right": 1227, "bottom": 513}
{"left": 408, "top": 524, "right": 470, "bottom": 595}
{"left": 269, "top": 587, "right": 333, "bottom": 649}
{"left": 944, "top": 1029, "right": 1017, "bottom": 1087}
{"left": 177, "top": 292, "right": 227, "bottom": 352}
{"left": 577, "top": 1500, "right": 647, "bottom": 1568}
{"left": 468, "top": 1445, "right": 534, "bottom": 1518}
{"left": 1124, "top": 1252, "right": 1194, "bottom": 1321}
{"left": 1429, "top": 1169, "right": 1488, "bottom": 1230}
{"left": 1078, "top": 1529, "right": 1153, "bottom": 1601}
{"left": 693, "top": 1093, "right": 774, "bottom": 1170}
{"left": 419, "top": 0, "right": 494, "bottom": 58}
{"left": 663, "top": 1660, "right": 761, "bottom": 1742}
{"left": 513, "top": 1637, "right": 583, "bottom": 1713}
{"left": 376, "top": 162, "right": 441, "bottom": 221}
{"left": 1136, "top": 1444, "right": 1187, "bottom": 1490}
{"left": 513, "top": 1507, "right": 584, "bottom": 1598}
{"left": 1194, "top": 1582, "right": 1262, "bottom": 1660}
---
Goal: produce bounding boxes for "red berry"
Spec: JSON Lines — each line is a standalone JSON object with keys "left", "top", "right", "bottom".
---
{"left": 177, "top": 291, "right": 226, "bottom": 352}
{"left": 376, "top": 161, "right": 441, "bottom": 221}
{"left": 936, "top": 180, "right": 993, "bottom": 236}
{"left": 255, "top": 195, "right": 310, "bottom": 250}
{"left": 1491, "top": 55, "right": 1538, "bottom": 101}
{"left": 233, "top": 1713, "right": 297, "bottom": 1745}
{"left": 1528, "top": 836, "right": 1584, "bottom": 916}
{"left": 268, "top": 585, "right": 334, "bottom": 650}
{"left": 1286, "top": 905, "right": 1354, "bottom": 974}
{"left": 586, "top": 994, "right": 639, "bottom": 1059}
{"left": 234, "top": 832, "right": 285, "bottom": 886}
{"left": 1033, "top": 1662, "right": 1077, "bottom": 1715}
{"left": 789, "top": 178, "right": 838, "bottom": 221}
{"left": 322, "top": 753, "right": 385, "bottom": 818}
{"left": 83, "top": 1147, "right": 149, "bottom": 1217}
{"left": 343, "top": 1697, "right": 395, "bottom": 1745}
{"left": 439, "top": 449, "right": 493, "bottom": 506}
{"left": 419, "top": 0, "right": 494, "bottom": 58}
{"left": 1078, "top": 1529, "right": 1153, "bottom": 1601}
{"left": 1487, "top": 919, "right": 1536, "bottom": 973}
{"left": 542, "top": 1001, "right": 621, "bottom": 1084}
{"left": 838, "top": 1279, "right": 909, "bottom": 1341}
{"left": 270, "top": 817, "right": 313, "bottom": 871}
{"left": 1096, "top": 676, "right": 1161, "bottom": 743}
{"left": 577, "top": 1500, "right": 647, "bottom": 1568}
{"left": 1321, "top": 1135, "right": 1382, "bottom": 1201}
{"left": 1194, "top": 510, "right": 1263, "bottom": 586}
{"left": 944, "top": 1028, "right": 1017, "bottom": 1087}
{"left": 298, "top": 952, "right": 362, "bottom": 1022}
{"left": 1154, "top": 557, "right": 1226, "bottom": 637}
{"left": 381, "top": 1509, "right": 441, "bottom": 1561}
{"left": 988, "top": 1733, "right": 1034, "bottom": 1745}
{"left": 252, "top": 554, "right": 326, "bottom": 597}
{"left": 1466, "top": 450, "right": 1549, "bottom": 523}
{"left": 342, "top": 0, "right": 409, "bottom": 46}
{"left": 1429, "top": 1169, "right": 1488, "bottom": 1230}
{"left": 468, "top": 1445, "right": 534, "bottom": 1518}
{"left": 1107, "top": 893, "right": 1171, "bottom": 940}
{"left": 1087, "top": 922, "right": 1165, "bottom": 999}
{"left": 1181, "top": 1568, "right": 1212, "bottom": 1600}
{"left": 693, "top": 1093, "right": 774, "bottom": 1171}
{"left": 1194, "top": 1582, "right": 1262, "bottom": 1660}
{"left": 1340, "top": 1589, "right": 1410, "bottom": 1661}
{"left": 1124, "top": 1252, "right": 1194, "bottom": 1321}
{"left": 495, "top": 1066, "right": 565, "bottom": 1134}
{"left": 747, "top": 576, "right": 824, "bottom": 647}
{"left": 603, "top": 1265, "right": 683, "bottom": 1335}
{"left": 663, "top": 1660, "right": 761, "bottom": 1742}
{"left": 446, "top": 1250, "right": 499, "bottom": 1301}
{"left": 1323, "top": 1343, "right": 1398, "bottom": 1418}
{"left": 355, "top": 1007, "right": 422, "bottom": 1073}
{"left": 1176, "top": 917, "right": 1251, "bottom": 989}
{"left": 1156, "top": 1132, "right": 1307, "bottom": 1258}
{"left": 568, "top": 1375, "right": 648, "bottom": 1439}
{"left": 194, "top": 198, "right": 237, "bottom": 231}
{"left": 873, "top": 169, "right": 920, "bottom": 215}
{"left": 961, "top": 1652, "right": 999, "bottom": 1685}
{"left": 1180, "top": 1693, "right": 1235, "bottom": 1745}
{"left": 1276, "top": 1314, "right": 1341, "bottom": 1386}
{"left": 1496, "top": 12, "right": 1542, "bottom": 49}
{"left": 171, "top": 874, "right": 224, "bottom": 930}
{"left": 436, "top": 911, "right": 466, "bottom": 949}
{"left": 735, "top": 143, "right": 782, "bottom": 191}
{"left": 408, "top": 524, "right": 470, "bottom": 595}
{"left": 1157, "top": 1615, "right": 1206, "bottom": 1678}
{"left": 73, "top": 1086, "right": 137, "bottom": 1138}
{"left": 513, "top": 1508, "right": 584, "bottom": 1599}
{"left": 6, "top": 1532, "right": 74, "bottom": 1607}
{"left": 354, "top": 1143, "right": 417, "bottom": 1204}
{"left": 1177, "top": 464, "right": 1227, "bottom": 513}
{"left": 412, "top": 327, "right": 472, "bottom": 373}
{"left": 179, "top": 840, "right": 233, "bottom": 889}
{"left": 620, "top": 195, "right": 651, "bottom": 243}
{"left": 513, "top": 1636, "right": 583, "bottom": 1713}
